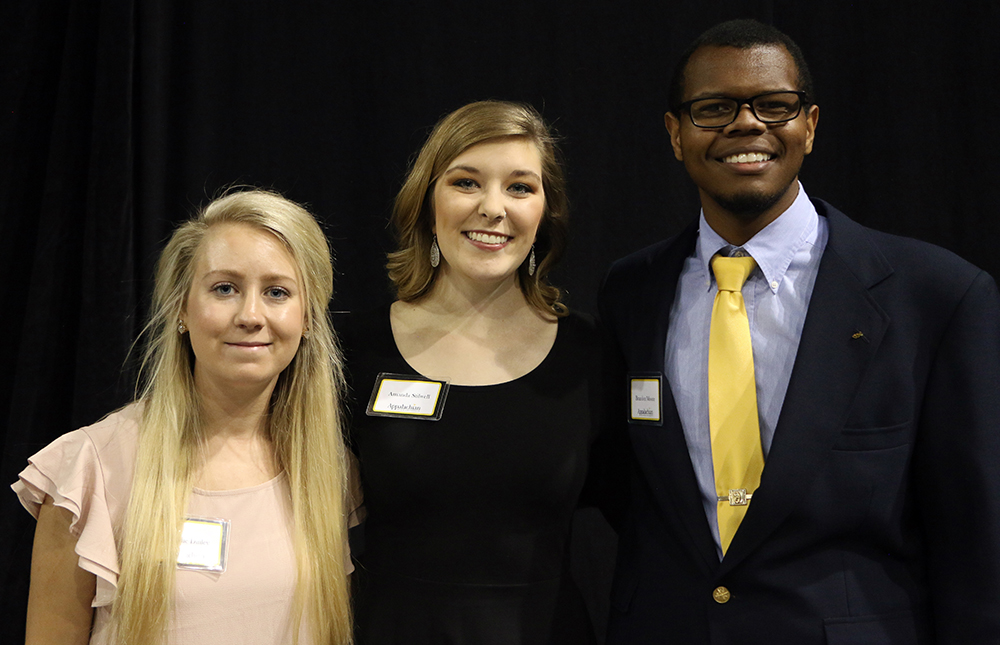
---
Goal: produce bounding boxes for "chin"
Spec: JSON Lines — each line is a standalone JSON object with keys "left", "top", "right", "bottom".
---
{"left": 714, "top": 190, "right": 787, "bottom": 221}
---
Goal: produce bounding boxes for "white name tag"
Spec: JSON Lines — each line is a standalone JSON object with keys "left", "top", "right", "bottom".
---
{"left": 367, "top": 373, "right": 449, "bottom": 421}
{"left": 630, "top": 375, "right": 663, "bottom": 424}
{"left": 177, "top": 516, "right": 230, "bottom": 572}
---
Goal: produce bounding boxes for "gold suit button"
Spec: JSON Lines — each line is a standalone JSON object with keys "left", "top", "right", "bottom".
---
{"left": 713, "top": 586, "right": 731, "bottom": 603}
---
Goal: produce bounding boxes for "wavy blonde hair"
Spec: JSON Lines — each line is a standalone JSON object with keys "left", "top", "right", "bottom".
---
{"left": 386, "top": 100, "right": 569, "bottom": 317}
{"left": 114, "top": 189, "right": 353, "bottom": 644}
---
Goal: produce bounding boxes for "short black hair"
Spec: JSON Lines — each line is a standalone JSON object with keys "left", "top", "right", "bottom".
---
{"left": 668, "top": 19, "right": 814, "bottom": 112}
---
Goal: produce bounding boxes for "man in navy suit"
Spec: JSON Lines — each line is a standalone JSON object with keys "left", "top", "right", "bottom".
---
{"left": 600, "top": 19, "right": 1000, "bottom": 643}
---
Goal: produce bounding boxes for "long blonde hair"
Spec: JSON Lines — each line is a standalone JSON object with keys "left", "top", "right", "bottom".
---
{"left": 386, "top": 100, "right": 569, "bottom": 317}
{"left": 114, "top": 189, "right": 353, "bottom": 644}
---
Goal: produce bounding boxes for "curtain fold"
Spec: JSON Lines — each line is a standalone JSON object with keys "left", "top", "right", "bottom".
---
{"left": 1, "top": 0, "right": 138, "bottom": 626}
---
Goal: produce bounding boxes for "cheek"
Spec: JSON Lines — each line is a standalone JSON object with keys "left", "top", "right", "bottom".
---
{"left": 188, "top": 300, "right": 227, "bottom": 331}
{"left": 682, "top": 155, "right": 709, "bottom": 181}
{"left": 522, "top": 199, "right": 546, "bottom": 236}
{"left": 273, "top": 305, "right": 306, "bottom": 337}
{"left": 439, "top": 199, "right": 465, "bottom": 225}
{"left": 431, "top": 188, "right": 462, "bottom": 229}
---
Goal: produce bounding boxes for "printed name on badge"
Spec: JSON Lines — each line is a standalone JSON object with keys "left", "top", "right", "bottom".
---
{"left": 367, "top": 372, "right": 449, "bottom": 421}
{"left": 177, "top": 516, "right": 230, "bottom": 572}
{"left": 630, "top": 374, "right": 663, "bottom": 425}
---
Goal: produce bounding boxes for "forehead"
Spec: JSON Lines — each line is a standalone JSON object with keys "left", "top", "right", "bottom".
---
{"left": 194, "top": 222, "right": 297, "bottom": 276}
{"left": 683, "top": 45, "right": 800, "bottom": 100}
{"left": 450, "top": 136, "right": 543, "bottom": 168}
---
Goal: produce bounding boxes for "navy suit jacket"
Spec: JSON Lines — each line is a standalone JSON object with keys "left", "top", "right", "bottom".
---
{"left": 599, "top": 200, "right": 1000, "bottom": 644}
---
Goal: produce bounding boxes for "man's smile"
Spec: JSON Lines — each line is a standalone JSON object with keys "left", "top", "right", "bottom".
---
{"left": 721, "top": 151, "right": 775, "bottom": 164}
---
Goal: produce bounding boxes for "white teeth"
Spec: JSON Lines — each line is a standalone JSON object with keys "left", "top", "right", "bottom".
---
{"left": 466, "top": 231, "right": 509, "bottom": 244}
{"left": 723, "top": 152, "right": 772, "bottom": 164}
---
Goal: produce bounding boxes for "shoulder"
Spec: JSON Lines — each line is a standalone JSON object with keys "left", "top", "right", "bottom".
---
{"left": 29, "top": 404, "right": 141, "bottom": 481}
{"left": 14, "top": 403, "right": 141, "bottom": 536}
{"left": 601, "top": 221, "right": 699, "bottom": 303}
{"left": 71, "top": 404, "right": 143, "bottom": 492}
{"left": 335, "top": 304, "right": 401, "bottom": 408}
{"left": 605, "top": 235, "right": 687, "bottom": 284}
{"left": 334, "top": 304, "right": 393, "bottom": 356}
{"left": 557, "top": 310, "right": 601, "bottom": 347}
{"left": 18, "top": 405, "right": 141, "bottom": 606}
{"left": 80, "top": 403, "right": 142, "bottom": 451}
{"left": 549, "top": 311, "right": 615, "bottom": 382}
{"left": 818, "top": 199, "right": 992, "bottom": 302}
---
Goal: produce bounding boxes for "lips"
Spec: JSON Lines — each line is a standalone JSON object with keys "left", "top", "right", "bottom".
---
{"left": 464, "top": 231, "right": 511, "bottom": 245}
{"left": 227, "top": 342, "right": 270, "bottom": 348}
{"left": 721, "top": 151, "right": 775, "bottom": 164}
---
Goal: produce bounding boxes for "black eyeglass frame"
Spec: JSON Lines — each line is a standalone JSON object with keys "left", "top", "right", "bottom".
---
{"left": 674, "top": 91, "right": 811, "bottom": 128}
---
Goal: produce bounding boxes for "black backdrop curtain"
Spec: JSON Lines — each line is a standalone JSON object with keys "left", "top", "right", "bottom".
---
{"left": 3, "top": 1, "right": 998, "bottom": 639}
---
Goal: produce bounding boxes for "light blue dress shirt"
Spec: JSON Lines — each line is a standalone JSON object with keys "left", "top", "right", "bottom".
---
{"left": 664, "top": 184, "right": 828, "bottom": 559}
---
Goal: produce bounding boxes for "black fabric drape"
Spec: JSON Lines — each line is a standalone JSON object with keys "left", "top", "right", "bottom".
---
{"left": 3, "top": 1, "right": 999, "bottom": 640}
{"left": 2, "top": 1, "right": 140, "bottom": 631}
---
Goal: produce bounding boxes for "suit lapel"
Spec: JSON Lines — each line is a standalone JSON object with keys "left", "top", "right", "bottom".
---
{"left": 625, "top": 222, "right": 721, "bottom": 573}
{"left": 720, "top": 204, "right": 894, "bottom": 570}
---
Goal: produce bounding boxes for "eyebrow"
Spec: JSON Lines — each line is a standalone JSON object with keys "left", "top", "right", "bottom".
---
{"left": 201, "top": 269, "right": 298, "bottom": 284}
{"left": 445, "top": 164, "right": 480, "bottom": 174}
{"left": 510, "top": 169, "right": 542, "bottom": 181}
{"left": 443, "top": 165, "right": 542, "bottom": 182}
{"left": 689, "top": 89, "right": 796, "bottom": 100}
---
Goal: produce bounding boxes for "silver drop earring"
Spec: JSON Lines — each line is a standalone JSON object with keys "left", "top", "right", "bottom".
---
{"left": 177, "top": 319, "right": 187, "bottom": 334}
{"left": 430, "top": 235, "right": 441, "bottom": 268}
{"left": 528, "top": 245, "right": 536, "bottom": 276}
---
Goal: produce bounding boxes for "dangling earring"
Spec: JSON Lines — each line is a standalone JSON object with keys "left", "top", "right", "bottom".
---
{"left": 177, "top": 319, "right": 188, "bottom": 334}
{"left": 527, "top": 245, "right": 536, "bottom": 276}
{"left": 430, "top": 235, "right": 441, "bottom": 268}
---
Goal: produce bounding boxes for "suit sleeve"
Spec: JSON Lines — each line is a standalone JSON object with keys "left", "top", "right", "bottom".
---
{"left": 913, "top": 270, "right": 1000, "bottom": 641}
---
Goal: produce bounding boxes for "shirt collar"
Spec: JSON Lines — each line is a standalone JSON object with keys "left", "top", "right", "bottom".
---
{"left": 695, "top": 182, "right": 819, "bottom": 293}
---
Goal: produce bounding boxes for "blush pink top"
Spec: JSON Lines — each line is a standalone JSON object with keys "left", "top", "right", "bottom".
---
{"left": 13, "top": 403, "right": 348, "bottom": 644}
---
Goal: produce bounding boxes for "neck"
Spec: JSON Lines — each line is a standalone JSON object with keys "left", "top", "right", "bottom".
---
{"left": 194, "top": 374, "right": 276, "bottom": 440}
{"left": 422, "top": 269, "right": 532, "bottom": 322}
{"left": 701, "top": 181, "right": 799, "bottom": 246}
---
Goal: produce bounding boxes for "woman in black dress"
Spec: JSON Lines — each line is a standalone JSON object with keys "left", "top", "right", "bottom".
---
{"left": 342, "top": 100, "right": 611, "bottom": 644}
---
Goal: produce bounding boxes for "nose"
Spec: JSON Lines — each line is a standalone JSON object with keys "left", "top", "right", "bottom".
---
{"left": 480, "top": 185, "right": 506, "bottom": 220}
{"left": 727, "top": 103, "right": 766, "bottom": 133}
{"left": 235, "top": 293, "right": 264, "bottom": 329}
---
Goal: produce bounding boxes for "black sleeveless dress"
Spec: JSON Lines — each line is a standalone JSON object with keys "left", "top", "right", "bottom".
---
{"left": 340, "top": 306, "right": 609, "bottom": 645}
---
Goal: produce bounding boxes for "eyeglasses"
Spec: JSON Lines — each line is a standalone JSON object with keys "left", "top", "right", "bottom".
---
{"left": 676, "top": 91, "right": 809, "bottom": 128}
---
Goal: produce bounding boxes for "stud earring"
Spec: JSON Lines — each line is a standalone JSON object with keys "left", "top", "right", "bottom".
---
{"left": 528, "top": 245, "right": 536, "bottom": 276}
{"left": 430, "top": 235, "right": 441, "bottom": 268}
{"left": 177, "top": 319, "right": 188, "bottom": 334}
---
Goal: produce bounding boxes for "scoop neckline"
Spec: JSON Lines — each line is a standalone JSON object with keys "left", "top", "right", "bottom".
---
{"left": 192, "top": 471, "right": 287, "bottom": 496}
{"left": 384, "top": 306, "right": 565, "bottom": 389}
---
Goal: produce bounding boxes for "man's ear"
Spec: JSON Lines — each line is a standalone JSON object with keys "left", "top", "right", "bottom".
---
{"left": 803, "top": 103, "right": 819, "bottom": 155}
{"left": 664, "top": 112, "right": 684, "bottom": 161}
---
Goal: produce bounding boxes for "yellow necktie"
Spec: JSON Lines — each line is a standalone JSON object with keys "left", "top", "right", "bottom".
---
{"left": 709, "top": 254, "right": 763, "bottom": 555}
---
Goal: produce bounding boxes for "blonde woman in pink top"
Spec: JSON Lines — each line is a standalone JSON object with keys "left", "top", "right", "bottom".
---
{"left": 13, "top": 190, "right": 355, "bottom": 644}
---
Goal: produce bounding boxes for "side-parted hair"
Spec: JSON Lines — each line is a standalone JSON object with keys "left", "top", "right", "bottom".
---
{"left": 115, "top": 189, "right": 353, "bottom": 645}
{"left": 386, "top": 100, "right": 569, "bottom": 317}
{"left": 669, "top": 18, "right": 815, "bottom": 112}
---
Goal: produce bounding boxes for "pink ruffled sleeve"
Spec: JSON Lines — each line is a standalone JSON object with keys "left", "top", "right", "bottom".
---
{"left": 12, "top": 412, "right": 137, "bottom": 608}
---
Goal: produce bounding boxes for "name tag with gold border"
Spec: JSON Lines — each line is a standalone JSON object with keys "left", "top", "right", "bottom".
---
{"left": 177, "top": 516, "right": 230, "bottom": 572}
{"left": 629, "top": 373, "right": 663, "bottom": 426}
{"left": 366, "top": 372, "right": 449, "bottom": 421}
